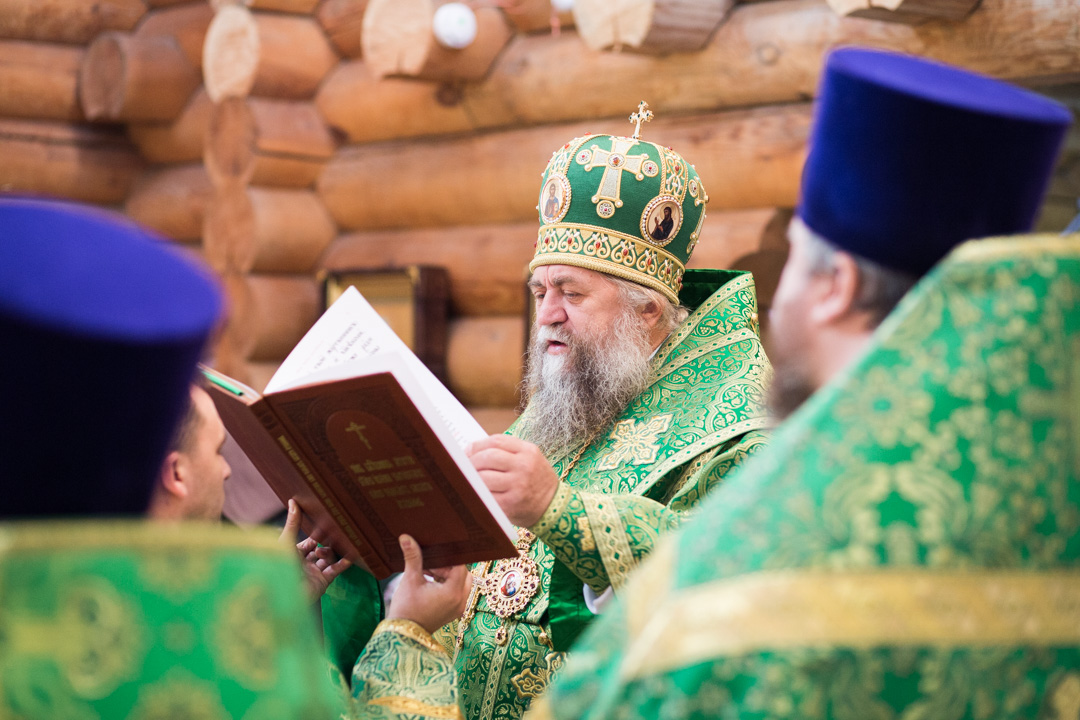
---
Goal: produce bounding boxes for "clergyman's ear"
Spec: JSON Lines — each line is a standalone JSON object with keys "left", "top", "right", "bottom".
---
{"left": 158, "top": 451, "right": 189, "bottom": 500}
{"left": 808, "top": 250, "right": 860, "bottom": 326}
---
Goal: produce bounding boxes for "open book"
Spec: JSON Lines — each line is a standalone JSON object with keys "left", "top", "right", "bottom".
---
{"left": 203, "top": 287, "right": 517, "bottom": 578}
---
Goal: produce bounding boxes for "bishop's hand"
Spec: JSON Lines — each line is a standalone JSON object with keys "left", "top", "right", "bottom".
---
{"left": 386, "top": 534, "right": 472, "bottom": 634}
{"left": 467, "top": 434, "right": 560, "bottom": 528}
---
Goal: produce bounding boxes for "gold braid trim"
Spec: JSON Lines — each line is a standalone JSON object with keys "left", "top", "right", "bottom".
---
{"left": 530, "top": 481, "right": 575, "bottom": 538}
{"left": 950, "top": 234, "right": 1080, "bottom": 262}
{"left": 367, "top": 696, "right": 463, "bottom": 719}
{"left": 581, "top": 494, "right": 637, "bottom": 590}
{"left": 0, "top": 520, "right": 286, "bottom": 554}
{"left": 620, "top": 569, "right": 1080, "bottom": 681}
{"left": 374, "top": 619, "right": 447, "bottom": 655}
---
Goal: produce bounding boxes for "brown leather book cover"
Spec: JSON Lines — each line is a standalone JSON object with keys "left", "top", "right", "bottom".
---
{"left": 202, "top": 366, "right": 517, "bottom": 578}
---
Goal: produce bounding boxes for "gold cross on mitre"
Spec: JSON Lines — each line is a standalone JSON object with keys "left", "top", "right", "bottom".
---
{"left": 629, "top": 101, "right": 653, "bottom": 140}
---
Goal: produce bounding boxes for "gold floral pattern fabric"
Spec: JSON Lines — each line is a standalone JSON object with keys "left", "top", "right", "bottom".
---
{"left": 0, "top": 522, "right": 344, "bottom": 720}
{"left": 535, "top": 235, "right": 1080, "bottom": 719}
{"left": 352, "top": 620, "right": 463, "bottom": 719}
{"left": 453, "top": 269, "right": 773, "bottom": 720}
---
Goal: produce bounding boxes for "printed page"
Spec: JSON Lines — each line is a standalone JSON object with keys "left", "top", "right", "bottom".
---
{"left": 266, "top": 287, "right": 487, "bottom": 445}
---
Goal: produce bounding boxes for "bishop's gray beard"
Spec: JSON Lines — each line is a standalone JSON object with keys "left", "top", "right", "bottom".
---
{"left": 518, "top": 307, "right": 654, "bottom": 458}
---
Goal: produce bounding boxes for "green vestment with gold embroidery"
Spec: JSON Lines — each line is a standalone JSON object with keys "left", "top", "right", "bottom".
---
{"left": 0, "top": 522, "right": 348, "bottom": 720}
{"left": 447, "top": 268, "right": 772, "bottom": 720}
{"left": 528, "top": 234, "right": 1080, "bottom": 719}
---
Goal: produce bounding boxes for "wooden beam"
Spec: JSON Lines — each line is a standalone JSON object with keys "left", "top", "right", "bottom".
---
{"left": 222, "top": 273, "right": 321, "bottom": 361}
{"left": 125, "top": 163, "right": 214, "bottom": 242}
{"left": 827, "top": 0, "right": 982, "bottom": 23}
{"left": 80, "top": 32, "right": 200, "bottom": 122}
{"left": 0, "top": 40, "right": 84, "bottom": 121}
{"left": 318, "top": 104, "right": 809, "bottom": 231}
{"left": 203, "top": 6, "right": 338, "bottom": 101}
{"left": 135, "top": 2, "right": 215, "bottom": 71}
{"left": 447, "top": 316, "right": 523, "bottom": 408}
{"left": 205, "top": 96, "right": 336, "bottom": 188}
{"left": 127, "top": 88, "right": 212, "bottom": 163}
{"left": 321, "top": 208, "right": 793, "bottom": 316}
{"left": 317, "top": 0, "right": 368, "bottom": 58}
{"left": 573, "top": 0, "right": 734, "bottom": 54}
{"left": 205, "top": 186, "right": 337, "bottom": 273}
{"left": 319, "top": 0, "right": 1080, "bottom": 144}
{"left": 0, "top": 0, "right": 145, "bottom": 45}
{"left": 0, "top": 119, "right": 142, "bottom": 204}
{"left": 502, "top": 0, "right": 574, "bottom": 34}
{"left": 361, "top": 0, "right": 513, "bottom": 82}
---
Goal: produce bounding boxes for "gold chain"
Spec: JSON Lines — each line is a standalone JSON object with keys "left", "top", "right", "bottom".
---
{"left": 453, "top": 440, "right": 594, "bottom": 654}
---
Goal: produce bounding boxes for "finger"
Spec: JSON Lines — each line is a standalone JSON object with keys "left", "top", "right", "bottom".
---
{"left": 468, "top": 434, "right": 527, "bottom": 455}
{"left": 278, "top": 499, "right": 301, "bottom": 545}
{"left": 322, "top": 557, "right": 351, "bottom": 584}
{"left": 399, "top": 534, "right": 424, "bottom": 580}
{"left": 468, "top": 447, "right": 518, "bottom": 473}
{"left": 296, "top": 537, "right": 318, "bottom": 554}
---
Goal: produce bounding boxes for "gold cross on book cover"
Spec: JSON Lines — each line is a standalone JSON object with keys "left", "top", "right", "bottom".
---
{"left": 201, "top": 287, "right": 517, "bottom": 578}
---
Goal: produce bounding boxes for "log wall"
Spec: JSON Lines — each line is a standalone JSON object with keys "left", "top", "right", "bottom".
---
{"left": 1, "top": 0, "right": 1076, "bottom": 434}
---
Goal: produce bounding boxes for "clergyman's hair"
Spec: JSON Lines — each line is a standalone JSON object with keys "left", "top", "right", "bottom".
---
{"left": 607, "top": 274, "right": 690, "bottom": 335}
{"left": 801, "top": 224, "right": 919, "bottom": 326}
{"left": 166, "top": 382, "right": 207, "bottom": 454}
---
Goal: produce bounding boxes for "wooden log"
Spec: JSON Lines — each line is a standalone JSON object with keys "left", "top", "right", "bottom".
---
{"left": 206, "top": 96, "right": 336, "bottom": 188}
{"left": 0, "top": 119, "right": 142, "bottom": 204}
{"left": 203, "top": 5, "right": 338, "bottom": 101}
{"left": 447, "top": 316, "right": 523, "bottom": 408}
{"left": 205, "top": 186, "right": 337, "bottom": 273}
{"left": 0, "top": 0, "right": 145, "bottom": 44}
{"left": 127, "top": 88, "right": 212, "bottom": 163}
{"left": 202, "top": 5, "right": 258, "bottom": 101}
{"left": 80, "top": 32, "right": 201, "bottom": 122}
{"left": 318, "top": 0, "right": 1080, "bottom": 144}
{"left": 223, "top": 273, "right": 321, "bottom": 361}
{"left": 317, "top": 60, "right": 474, "bottom": 142}
{"left": 210, "top": 0, "right": 321, "bottom": 11}
{"left": 502, "top": 0, "right": 574, "bottom": 34}
{"left": 0, "top": 40, "right": 84, "bottom": 121}
{"left": 361, "top": 0, "right": 513, "bottom": 82}
{"left": 317, "top": 0, "right": 368, "bottom": 58}
{"left": 319, "top": 104, "right": 810, "bottom": 231}
{"left": 321, "top": 208, "right": 793, "bottom": 316}
{"left": 573, "top": 0, "right": 734, "bottom": 54}
{"left": 827, "top": 0, "right": 982, "bottom": 23}
{"left": 125, "top": 164, "right": 214, "bottom": 243}
{"left": 135, "top": 2, "right": 215, "bottom": 70}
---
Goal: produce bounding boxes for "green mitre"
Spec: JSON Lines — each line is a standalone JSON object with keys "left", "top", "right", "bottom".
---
{"left": 531, "top": 102, "right": 708, "bottom": 304}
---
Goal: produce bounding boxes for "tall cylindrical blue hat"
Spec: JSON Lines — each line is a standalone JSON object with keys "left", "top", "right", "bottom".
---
{"left": 0, "top": 198, "right": 223, "bottom": 517}
{"left": 798, "top": 48, "right": 1072, "bottom": 276}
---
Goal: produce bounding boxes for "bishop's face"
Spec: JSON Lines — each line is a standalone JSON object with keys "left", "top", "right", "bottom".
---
{"left": 522, "top": 265, "right": 654, "bottom": 455}
{"left": 528, "top": 264, "right": 627, "bottom": 368}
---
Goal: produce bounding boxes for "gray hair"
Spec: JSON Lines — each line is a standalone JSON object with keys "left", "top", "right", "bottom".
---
{"left": 606, "top": 274, "right": 690, "bottom": 335}
{"left": 800, "top": 223, "right": 918, "bottom": 326}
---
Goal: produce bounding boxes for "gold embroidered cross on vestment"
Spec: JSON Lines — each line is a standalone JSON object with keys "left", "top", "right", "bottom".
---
{"left": 596, "top": 414, "right": 673, "bottom": 471}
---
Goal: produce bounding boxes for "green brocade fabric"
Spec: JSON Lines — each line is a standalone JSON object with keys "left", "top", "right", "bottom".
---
{"left": 322, "top": 564, "right": 383, "bottom": 681}
{"left": 0, "top": 521, "right": 345, "bottom": 720}
{"left": 452, "top": 269, "right": 773, "bottom": 720}
{"left": 532, "top": 235, "right": 1080, "bottom": 719}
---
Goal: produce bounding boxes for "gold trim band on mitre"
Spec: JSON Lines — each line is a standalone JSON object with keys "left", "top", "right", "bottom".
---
{"left": 531, "top": 223, "right": 686, "bottom": 303}
{"left": 619, "top": 568, "right": 1080, "bottom": 681}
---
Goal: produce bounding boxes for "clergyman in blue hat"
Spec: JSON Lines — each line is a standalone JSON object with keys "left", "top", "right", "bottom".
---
{"left": 510, "top": 47, "right": 1078, "bottom": 719}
